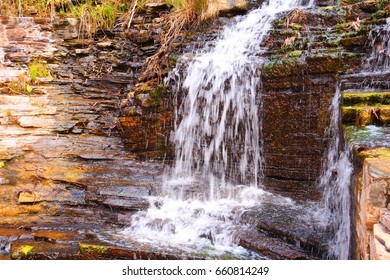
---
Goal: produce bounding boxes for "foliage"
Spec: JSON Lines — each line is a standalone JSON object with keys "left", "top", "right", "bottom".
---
{"left": 71, "top": 0, "right": 130, "bottom": 34}
{"left": 29, "top": 61, "right": 51, "bottom": 82}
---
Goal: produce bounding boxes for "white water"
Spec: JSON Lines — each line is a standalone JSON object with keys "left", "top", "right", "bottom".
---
{"left": 319, "top": 85, "right": 353, "bottom": 260}
{"left": 365, "top": 17, "right": 390, "bottom": 73}
{"left": 121, "top": 0, "right": 314, "bottom": 257}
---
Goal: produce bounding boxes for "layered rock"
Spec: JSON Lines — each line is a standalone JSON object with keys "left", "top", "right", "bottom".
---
{"left": 353, "top": 149, "right": 390, "bottom": 260}
{"left": 259, "top": 1, "right": 382, "bottom": 199}
{"left": 0, "top": 16, "right": 167, "bottom": 235}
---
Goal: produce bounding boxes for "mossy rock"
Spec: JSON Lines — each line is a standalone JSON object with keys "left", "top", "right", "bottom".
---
{"left": 78, "top": 243, "right": 109, "bottom": 255}
{"left": 358, "top": 148, "right": 390, "bottom": 160}
{"left": 11, "top": 245, "right": 35, "bottom": 260}
{"left": 342, "top": 91, "right": 390, "bottom": 106}
{"left": 342, "top": 106, "right": 373, "bottom": 125}
{"left": 342, "top": 104, "right": 390, "bottom": 125}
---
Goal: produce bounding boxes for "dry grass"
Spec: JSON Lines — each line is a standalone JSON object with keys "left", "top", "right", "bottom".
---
{"left": 137, "top": 0, "right": 210, "bottom": 82}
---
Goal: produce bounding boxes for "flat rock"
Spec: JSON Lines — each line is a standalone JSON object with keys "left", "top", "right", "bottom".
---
{"left": 371, "top": 234, "right": 390, "bottom": 260}
{"left": 17, "top": 116, "right": 55, "bottom": 128}
{"left": 374, "top": 223, "right": 390, "bottom": 252}
{"left": 99, "top": 186, "right": 150, "bottom": 198}
{"left": 103, "top": 198, "right": 149, "bottom": 210}
{"left": 239, "top": 230, "right": 313, "bottom": 260}
{"left": 18, "top": 192, "right": 37, "bottom": 204}
{"left": 380, "top": 209, "right": 390, "bottom": 231}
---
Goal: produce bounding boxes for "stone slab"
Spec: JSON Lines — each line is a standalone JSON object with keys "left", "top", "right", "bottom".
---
{"left": 371, "top": 232, "right": 390, "bottom": 260}
{"left": 380, "top": 209, "right": 390, "bottom": 231}
{"left": 374, "top": 223, "right": 390, "bottom": 252}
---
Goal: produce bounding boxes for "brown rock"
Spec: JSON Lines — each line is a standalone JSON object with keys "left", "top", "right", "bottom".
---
{"left": 18, "top": 192, "right": 37, "bottom": 204}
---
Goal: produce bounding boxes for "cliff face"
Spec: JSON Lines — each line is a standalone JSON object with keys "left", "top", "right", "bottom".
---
{"left": 260, "top": 0, "right": 386, "bottom": 199}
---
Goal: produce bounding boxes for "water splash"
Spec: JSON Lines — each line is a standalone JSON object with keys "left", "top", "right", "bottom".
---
{"left": 168, "top": 0, "right": 313, "bottom": 198}
{"left": 365, "top": 17, "right": 390, "bottom": 73}
{"left": 121, "top": 0, "right": 314, "bottom": 257}
{"left": 319, "top": 84, "right": 353, "bottom": 260}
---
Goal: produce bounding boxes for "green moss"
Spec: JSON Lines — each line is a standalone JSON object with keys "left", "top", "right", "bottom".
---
{"left": 150, "top": 84, "right": 169, "bottom": 106}
{"left": 342, "top": 91, "right": 390, "bottom": 106}
{"left": 29, "top": 61, "right": 51, "bottom": 82}
{"left": 11, "top": 245, "right": 35, "bottom": 259}
{"left": 20, "top": 245, "right": 35, "bottom": 255}
{"left": 78, "top": 243, "right": 109, "bottom": 254}
{"left": 288, "top": 50, "right": 303, "bottom": 57}
{"left": 0, "top": 161, "right": 5, "bottom": 168}
{"left": 218, "top": 253, "right": 240, "bottom": 260}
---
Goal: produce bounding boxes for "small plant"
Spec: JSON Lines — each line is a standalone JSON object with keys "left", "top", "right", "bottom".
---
{"left": 6, "top": 73, "right": 32, "bottom": 94}
{"left": 29, "top": 61, "right": 51, "bottom": 83}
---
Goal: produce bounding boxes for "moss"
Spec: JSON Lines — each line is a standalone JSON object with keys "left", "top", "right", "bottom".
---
{"left": 11, "top": 245, "right": 35, "bottom": 259}
{"left": 29, "top": 61, "right": 51, "bottom": 82}
{"left": 288, "top": 50, "right": 303, "bottom": 57}
{"left": 342, "top": 91, "right": 390, "bottom": 106}
{"left": 78, "top": 243, "right": 109, "bottom": 255}
{"left": 21, "top": 245, "right": 35, "bottom": 255}
{"left": 0, "top": 161, "right": 5, "bottom": 168}
{"left": 358, "top": 148, "right": 390, "bottom": 159}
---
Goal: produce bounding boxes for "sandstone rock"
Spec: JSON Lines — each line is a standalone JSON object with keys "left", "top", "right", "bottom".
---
{"left": 66, "top": 18, "right": 78, "bottom": 27}
{"left": 205, "top": 0, "right": 248, "bottom": 17}
{"left": 75, "top": 48, "right": 91, "bottom": 55}
{"left": 380, "top": 209, "right": 390, "bottom": 232}
{"left": 374, "top": 223, "right": 390, "bottom": 251}
{"left": 97, "top": 41, "right": 112, "bottom": 48}
{"left": 18, "top": 192, "right": 37, "bottom": 204}
{"left": 17, "top": 116, "right": 55, "bottom": 128}
{"left": 355, "top": 149, "right": 390, "bottom": 259}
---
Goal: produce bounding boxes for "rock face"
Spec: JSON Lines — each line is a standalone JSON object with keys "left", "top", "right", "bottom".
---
{"left": 0, "top": 16, "right": 166, "bottom": 232}
{"left": 259, "top": 2, "right": 374, "bottom": 199}
{"left": 354, "top": 149, "right": 390, "bottom": 260}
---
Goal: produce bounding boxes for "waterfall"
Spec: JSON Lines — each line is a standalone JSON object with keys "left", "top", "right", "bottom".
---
{"left": 120, "top": 0, "right": 314, "bottom": 258}
{"left": 319, "top": 84, "right": 353, "bottom": 260}
{"left": 365, "top": 17, "right": 390, "bottom": 73}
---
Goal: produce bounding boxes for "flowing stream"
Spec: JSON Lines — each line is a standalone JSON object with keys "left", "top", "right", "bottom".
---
{"left": 365, "top": 17, "right": 390, "bottom": 73}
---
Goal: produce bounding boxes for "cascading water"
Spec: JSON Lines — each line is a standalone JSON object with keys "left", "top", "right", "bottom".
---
{"left": 318, "top": 84, "right": 353, "bottom": 260}
{"left": 119, "top": 0, "right": 314, "bottom": 258}
{"left": 320, "top": 17, "right": 390, "bottom": 260}
{"left": 365, "top": 17, "right": 390, "bottom": 73}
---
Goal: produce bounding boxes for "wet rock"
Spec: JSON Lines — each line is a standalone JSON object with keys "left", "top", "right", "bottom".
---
{"left": 239, "top": 230, "right": 313, "bottom": 260}
{"left": 99, "top": 186, "right": 151, "bottom": 197}
{"left": 10, "top": 240, "right": 80, "bottom": 260}
{"left": 103, "top": 197, "right": 149, "bottom": 210}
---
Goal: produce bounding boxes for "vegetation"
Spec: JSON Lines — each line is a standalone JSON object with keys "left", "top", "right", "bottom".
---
{"left": 29, "top": 61, "right": 51, "bottom": 82}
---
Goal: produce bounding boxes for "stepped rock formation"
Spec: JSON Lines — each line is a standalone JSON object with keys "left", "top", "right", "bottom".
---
{"left": 0, "top": 0, "right": 389, "bottom": 259}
